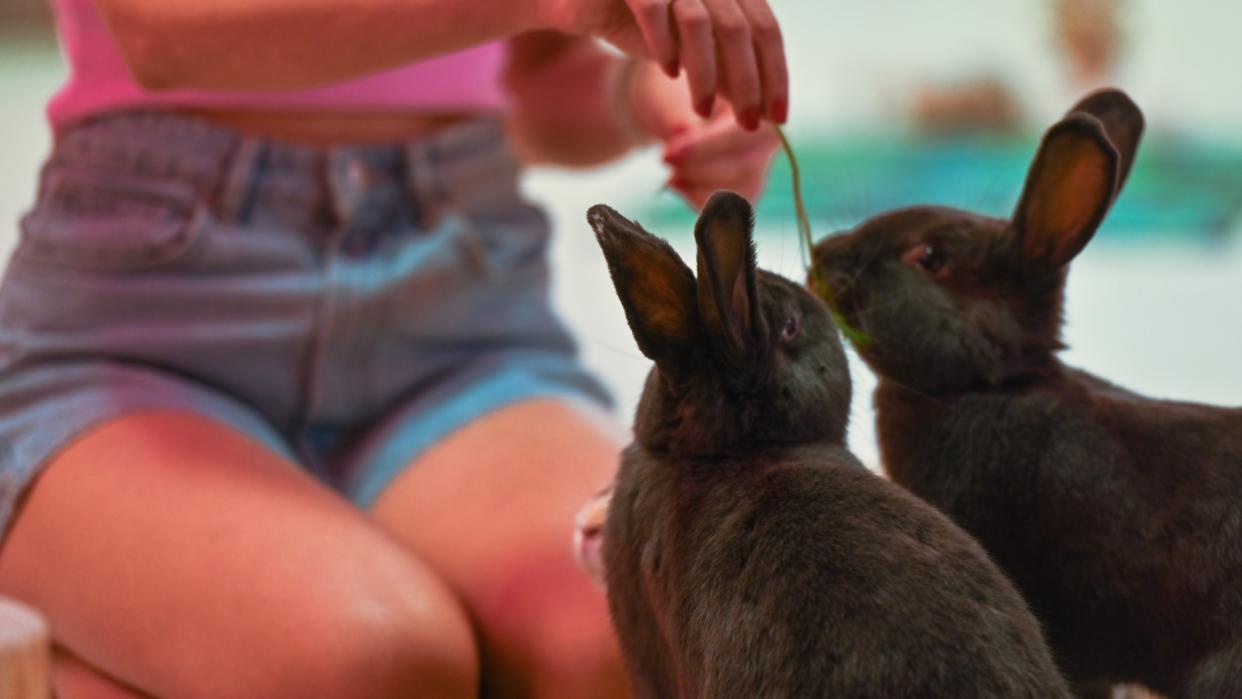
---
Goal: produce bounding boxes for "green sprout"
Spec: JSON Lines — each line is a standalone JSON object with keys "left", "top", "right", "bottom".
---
{"left": 772, "top": 125, "right": 873, "bottom": 349}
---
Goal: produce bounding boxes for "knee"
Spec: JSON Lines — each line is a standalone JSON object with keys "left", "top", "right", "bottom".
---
{"left": 515, "top": 570, "right": 631, "bottom": 699}
{"left": 323, "top": 587, "right": 479, "bottom": 699}
{"left": 263, "top": 555, "right": 480, "bottom": 699}
{"left": 527, "top": 602, "right": 630, "bottom": 699}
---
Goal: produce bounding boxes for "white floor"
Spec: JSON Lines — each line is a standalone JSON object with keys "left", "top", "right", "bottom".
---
{"left": 2, "top": 6, "right": 1240, "bottom": 467}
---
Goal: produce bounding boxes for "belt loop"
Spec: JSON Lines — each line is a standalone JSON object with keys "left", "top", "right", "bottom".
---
{"left": 215, "top": 135, "right": 264, "bottom": 224}
{"left": 404, "top": 139, "right": 440, "bottom": 229}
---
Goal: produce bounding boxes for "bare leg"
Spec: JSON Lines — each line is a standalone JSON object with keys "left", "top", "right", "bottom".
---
{"left": 52, "top": 647, "right": 151, "bottom": 699}
{"left": 0, "top": 411, "right": 479, "bottom": 699}
{"left": 370, "top": 399, "right": 631, "bottom": 699}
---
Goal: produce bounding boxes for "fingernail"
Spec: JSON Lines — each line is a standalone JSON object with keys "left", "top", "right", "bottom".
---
{"left": 695, "top": 95, "right": 715, "bottom": 118}
{"left": 740, "top": 106, "right": 762, "bottom": 131}
{"left": 771, "top": 97, "right": 789, "bottom": 124}
{"left": 663, "top": 60, "right": 679, "bottom": 78}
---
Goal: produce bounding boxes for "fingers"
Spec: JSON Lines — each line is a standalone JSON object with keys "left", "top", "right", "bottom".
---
{"left": 670, "top": 0, "right": 719, "bottom": 118}
{"left": 663, "top": 114, "right": 779, "bottom": 208}
{"left": 607, "top": 0, "right": 789, "bottom": 127}
{"left": 703, "top": 0, "right": 761, "bottom": 129}
{"left": 739, "top": 0, "right": 788, "bottom": 123}
{"left": 669, "top": 0, "right": 786, "bottom": 129}
{"left": 663, "top": 111, "right": 775, "bottom": 164}
{"left": 667, "top": 143, "right": 776, "bottom": 201}
{"left": 625, "top": 0, "right": 680, "bottom": 76}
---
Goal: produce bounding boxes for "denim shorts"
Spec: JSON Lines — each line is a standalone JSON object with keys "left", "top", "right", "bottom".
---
{"left": 0, "top": 112, "right": 611, "bottom": 539}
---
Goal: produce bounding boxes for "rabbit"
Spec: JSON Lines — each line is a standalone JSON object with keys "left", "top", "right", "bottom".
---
{"left": 587, "top": 190, "right": 1071, "bottom": 698}
{"left": 809, "top": 88, "right": 1242, "bottom": 699}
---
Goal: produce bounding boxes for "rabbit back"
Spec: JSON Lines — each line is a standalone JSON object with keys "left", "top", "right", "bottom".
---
{"left": 809, "top": 88, "right": 1242, "bottom": 695}
{"left": 604, "top": 442, "right": 1072, "bottom": 698}
{"left": 876, "top": 369, "right": 1242, "bottom": 694}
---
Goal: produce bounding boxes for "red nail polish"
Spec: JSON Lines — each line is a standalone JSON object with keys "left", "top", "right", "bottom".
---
{"left": 663, "top": 60, "right": 679, "bottom": 78}
{"left": 772, "top": 97, "right": 788, "bottom": 124}
{"left": 740, "top": 106, "right": 761, "bottom": 131}
{"left": 696, "top": 95, "right": 715, "bottom": 118}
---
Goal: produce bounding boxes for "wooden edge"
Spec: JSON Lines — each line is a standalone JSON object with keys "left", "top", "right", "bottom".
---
{"left": 0, "top": 595, "right": 50, "bottom": 699}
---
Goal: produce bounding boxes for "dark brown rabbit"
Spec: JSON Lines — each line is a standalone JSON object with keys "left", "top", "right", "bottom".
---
{"left": 588, "top": 191, "right": 1070, "bottom": 698}
{"left": 810, "top": 88, "right": 1242, "bottom": 698}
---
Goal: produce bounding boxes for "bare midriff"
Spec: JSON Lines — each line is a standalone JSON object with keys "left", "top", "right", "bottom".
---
{"left": 183, "top": 108, "right": 492, "bottom": 146}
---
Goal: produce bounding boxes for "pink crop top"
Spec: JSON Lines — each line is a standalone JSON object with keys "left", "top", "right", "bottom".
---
{"left": 47, "top": 0, "right": 509, "bottom": 131}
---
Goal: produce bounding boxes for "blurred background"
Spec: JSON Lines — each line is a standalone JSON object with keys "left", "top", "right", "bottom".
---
{"left": 2, "top": 0, "right": 1240, "bottom": 466}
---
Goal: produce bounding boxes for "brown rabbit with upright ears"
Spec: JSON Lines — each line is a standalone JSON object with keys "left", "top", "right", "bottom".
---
{"left": 587, "top": 191, "right": 1070, "bottom": 698}
{"left": 811, "top": 88, "right": 1242, "bottom": 698}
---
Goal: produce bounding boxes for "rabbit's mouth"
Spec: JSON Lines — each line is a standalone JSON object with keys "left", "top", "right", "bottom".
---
{"left": 808, "top": 267, "right": 873, "bottom": 349}
{"left": 573, "top": 488, "right": 612, "bottom": 588}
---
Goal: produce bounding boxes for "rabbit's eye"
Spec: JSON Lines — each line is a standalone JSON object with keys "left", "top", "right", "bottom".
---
{"left": 903, "top": 243, "right": 948, "bottom": 276}
{"left": 780, "top": 316, "right": 800, "bottom": 343}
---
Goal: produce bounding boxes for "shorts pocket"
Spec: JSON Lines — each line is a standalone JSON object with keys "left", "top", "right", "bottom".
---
{"left": 16, "top": 166, "right": 206, "bottom": 272}
{"left": 386, "top": 196, "right": 556, "bottom": 346}
{"left": 457, "top": 196, "right": 551, "bottom": 283}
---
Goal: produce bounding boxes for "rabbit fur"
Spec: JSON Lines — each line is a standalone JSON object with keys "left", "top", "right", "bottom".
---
{"left": 590, "top": 191, "right": 1070, "bottom": 698}
{"left": 810, "top": 89, "right": 1242, "bottom": 698}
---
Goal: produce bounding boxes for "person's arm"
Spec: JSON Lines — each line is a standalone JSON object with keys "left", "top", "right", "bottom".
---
{"left": 507, "top": 33, "right": 779, "bottom": 209}
{"left": 504, "top": 32, "right": 662, "bottom": 167}
{"left": 95, "top": 0, "right": 787, "bottom": 131}
{"left": 95, "top": 0, "right": 544, "bottom": 90}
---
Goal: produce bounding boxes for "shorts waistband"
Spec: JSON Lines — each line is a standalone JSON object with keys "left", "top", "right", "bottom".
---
{"left": 47, "top": 111, "right": 520, "bottom": 228}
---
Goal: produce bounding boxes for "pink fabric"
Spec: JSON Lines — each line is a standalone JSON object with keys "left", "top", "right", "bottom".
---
{"left": 47, "top": 0, "right": 508, "bottom": 131}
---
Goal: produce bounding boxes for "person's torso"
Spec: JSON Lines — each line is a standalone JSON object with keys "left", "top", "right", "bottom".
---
{"left": 47, "top": 0, "right": 509, "bottom": 142}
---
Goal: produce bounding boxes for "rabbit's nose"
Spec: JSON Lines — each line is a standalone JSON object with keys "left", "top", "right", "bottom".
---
{"left": 811, "top": 232, "right": 853, "bottom": 264}
{"left": 810, "top": 270, "right": 855, "bottom": 301}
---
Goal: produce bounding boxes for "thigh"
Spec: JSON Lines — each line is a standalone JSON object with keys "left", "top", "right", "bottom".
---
{"left": 369, "top": 399, "right": 630, "bottom": 699}
{"left": 0, "top": 410, "right": 477, "bottom": 699}
{"left": 52, "top": 646, "right": 151, "bottom": 699}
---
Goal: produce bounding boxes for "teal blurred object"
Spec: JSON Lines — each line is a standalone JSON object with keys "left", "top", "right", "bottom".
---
{"left": 643, "top": 134, "right": 1242, "bottom": 244}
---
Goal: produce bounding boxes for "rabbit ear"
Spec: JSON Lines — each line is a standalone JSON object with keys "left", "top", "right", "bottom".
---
{"left": 589, "top": 204, "right": 698, "bottom": 362}
{"left": 694, "top": 191, "right": 761, "bottom": 370}
{"left": 1066, "top": 88, "right": 1144, "bottom": 196}
{"left": 1012, "top": 114, "right": 1119, "bottom": 268}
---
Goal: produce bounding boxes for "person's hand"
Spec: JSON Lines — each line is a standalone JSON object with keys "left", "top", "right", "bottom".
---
{"left": 660, "top": 112, "right": 779, "bottom": 208}
{"left": 628, "top": 61, "right": 779, "bottom": 209}
{"left": 540, "top": 0, "right": 788, "bottom": 130}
